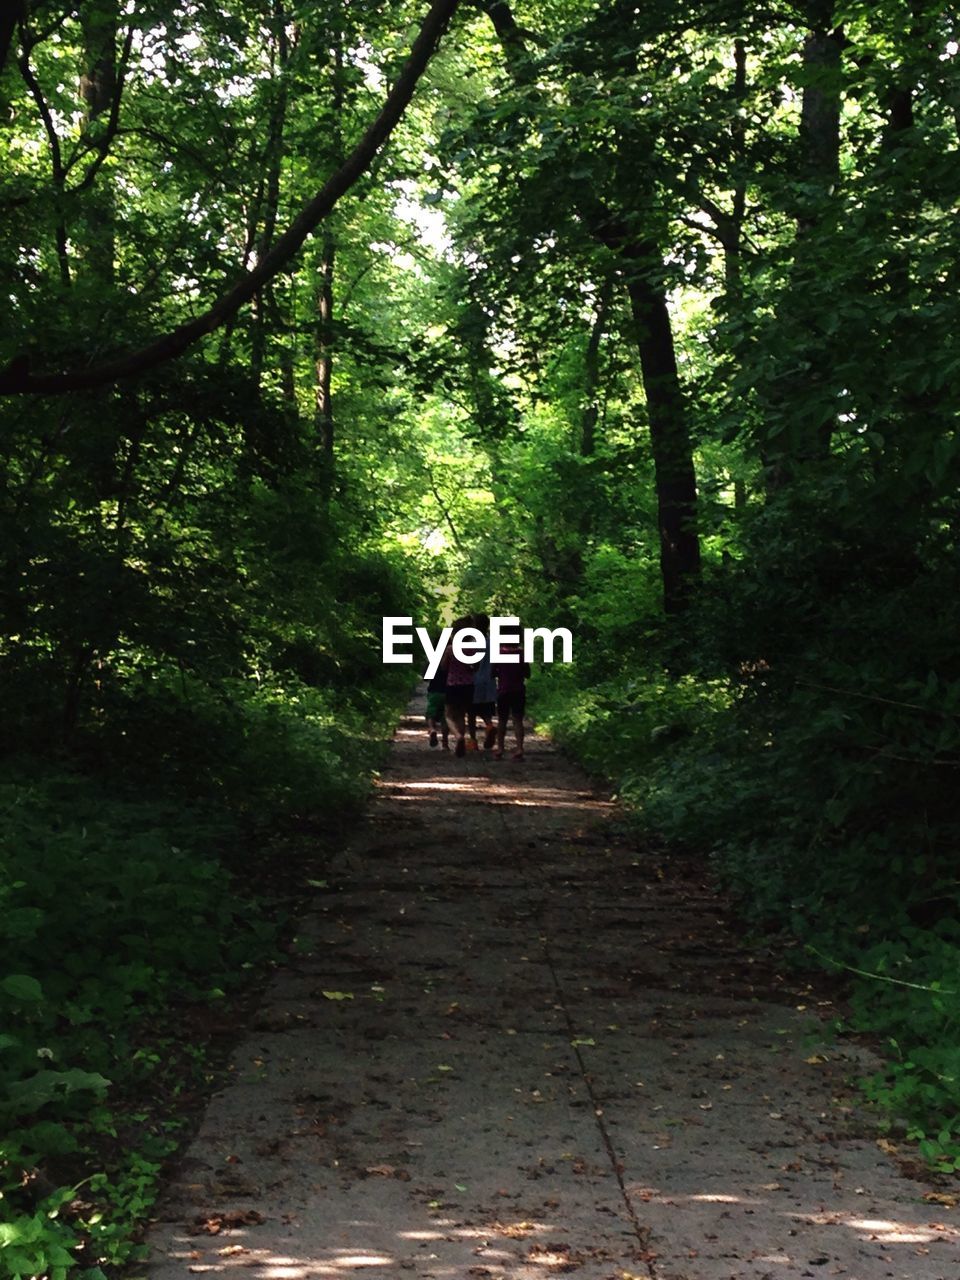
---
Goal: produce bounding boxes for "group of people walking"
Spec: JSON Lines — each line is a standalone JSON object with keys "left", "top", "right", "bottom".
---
{"left": 425, "top": 612, "right": 529, "bottom": 761}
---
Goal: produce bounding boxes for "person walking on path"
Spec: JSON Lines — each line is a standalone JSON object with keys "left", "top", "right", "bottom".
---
{"left": 442, "top": 616, "right": 477, "bottom": 758}
{"left": 492, "top": 640, "right": 530, "bottom": 761}
{"left": 467, "top": 611, "right": 497, "bottom": 751}
{"left": 425, "top": 657, "right": 449, "bottom": 750}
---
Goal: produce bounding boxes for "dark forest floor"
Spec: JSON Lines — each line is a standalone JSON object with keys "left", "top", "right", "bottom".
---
{"left": 144, "top": 690, "right": 960, "bottom": 1280}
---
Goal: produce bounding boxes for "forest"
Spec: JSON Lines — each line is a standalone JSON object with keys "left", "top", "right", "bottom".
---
{"left": 2, "top": 0, "right": 959, "bottom": 1274}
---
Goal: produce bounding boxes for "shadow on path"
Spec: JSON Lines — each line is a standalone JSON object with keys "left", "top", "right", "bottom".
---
{"left": 147, "top": 690, "right": 959, "bottom": 1280}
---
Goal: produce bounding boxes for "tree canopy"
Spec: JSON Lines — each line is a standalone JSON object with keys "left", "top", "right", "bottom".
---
{"left": 3, "top": 0, "right": 960, "bottom": 1270}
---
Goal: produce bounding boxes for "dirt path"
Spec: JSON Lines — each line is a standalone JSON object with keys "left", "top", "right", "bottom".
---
{"left": 147, "top": 691, "right": 959, "bottom": 1280}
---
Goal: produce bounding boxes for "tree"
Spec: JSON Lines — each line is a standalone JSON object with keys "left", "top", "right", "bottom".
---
{"left": 0, "top": 0, "right": 461, "bottom": 394}
{"left": 462, "top": 0, "right": 702, "bottom": 613}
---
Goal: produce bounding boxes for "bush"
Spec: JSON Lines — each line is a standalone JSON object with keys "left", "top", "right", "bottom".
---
{"left": 0, "top": 768, "right": 272, "bottom": 1276}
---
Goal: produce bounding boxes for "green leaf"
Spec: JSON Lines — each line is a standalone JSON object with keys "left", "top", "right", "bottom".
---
{"left": 7, "top": 1069, "right": 111, "bottom": 1115}
{"left": 2, "top": 974, "right": 44, "bottom": 1003}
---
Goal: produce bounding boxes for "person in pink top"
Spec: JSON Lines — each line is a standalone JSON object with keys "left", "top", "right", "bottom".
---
{"left": 442, "top": 616, "right": 478, "bottom": 757}
{"left": 491, "top": 642, "right": 530, "bottom": 761}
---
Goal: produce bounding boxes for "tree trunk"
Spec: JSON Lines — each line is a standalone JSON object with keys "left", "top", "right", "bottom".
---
{"left": 251, "top": 0, "right": 290, "bottom": 394}
{"left": 315, "top": 231, "right": 336, "bottom": 490}
{"left": 586, "top": 207, "right": 700, "bottom": 613}
{"left": 726, "top": 37, "right": 747, "bottom": 296}
{"left": 798, "top": 6, "right": 842, "bottom": 214}
{"left": 63, "top": 645, "right": 94, "bottom": 739}
{"left": 622, "top": 241, "right": 701, "bottom": 614}
{"left": 0, "top": 1, "right": 23, "bottom": 80}
{"left": 79, "top": 0, "right": 118, "bottom": 282}
{"left": 796, "top": 4, "right": 843, "bottom": 458}
{"left": 765, "top": 5, "right": 843, "bottom": 488}
{"left": 313, "top": 9, "right": 345, "bottom": 496}
{"left": 581, "top": 276, "right": 612, "bottom": 457}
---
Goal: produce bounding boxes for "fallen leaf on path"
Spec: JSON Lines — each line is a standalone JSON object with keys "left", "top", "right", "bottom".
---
{"left": 526, "top": 1244, "right": 577, "bottom": 1267}
{"left": 192, "top": 1210, "right": 265, "bottom": 1235}
{"left": 321, "top": 990, "right": 354, "bottom": 1001}
{"left": 363, "top": 1164, "right": 412, "bottom": 1180}
{"left": 923, "top": 1191, "right": 958, "bottom": 1207}
{"left": 494, "top": 1220, "right": 537, "bottom": 1238}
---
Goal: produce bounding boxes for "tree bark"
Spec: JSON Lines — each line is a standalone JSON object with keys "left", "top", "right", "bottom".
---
{"left": 622, "top": 247, "right": 701, "bottom": 614}
{"left": 798, "top": 5, "right": 842, "bottom": 213}
{"left": 583, "top": 202, "right": 700, "bottom": 612}
{"left": 79, "top": 0, "right": 118, "bottom": 282}
{"left": 251, "top": 0, "right": 290, "bottom": 392}
{"left": 765, "top": 3, "right": 844, "bottom": 486}
{"left": 796, "top": 7, "right": 843, "bottom": 459}
{"left": 0, "top": 0, "right": 461, "bottom": 395}
{"left": 18, "top": 43, "right": 71, "bottom": 286}
{"left": 0, "top": 0, "right": 23, "bottom": 79}
{"left": 728, "top": 37, "right": 747, "bottom": 296}
{"left": 315, "top": 231, "right": 336, "bottom": 486}
{"left": 581, "top": 276, "right": 611, "bottom": 457}
{"left": 314, "top": 11, "right": 345, "bottom": 494}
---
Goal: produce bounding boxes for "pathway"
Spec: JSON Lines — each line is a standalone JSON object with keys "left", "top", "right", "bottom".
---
{"left": 146, "top": 691, "right": 959, "bottom": 1280}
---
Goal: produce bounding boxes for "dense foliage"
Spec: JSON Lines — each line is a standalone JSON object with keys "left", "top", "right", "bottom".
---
{"left": 439, "top": 0, "right": 960, "bottom": 1174}
{"left": 2, "top": 0, "right": 959, "bottom": 1272}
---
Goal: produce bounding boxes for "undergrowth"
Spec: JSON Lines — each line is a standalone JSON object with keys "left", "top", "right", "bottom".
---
{"left": 0, "top": 670, "right": 409, "bottom": 1279}
{"left": 538, "top": 658, "right": 960, "bottom": 1176}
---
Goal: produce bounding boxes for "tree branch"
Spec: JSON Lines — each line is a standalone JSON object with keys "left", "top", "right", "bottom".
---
{"left": 63, "top": 20, "right": 136, "bottom": 196}
{"left": 1, "top": 0, "right": 460, "bottom": 396}
{"left": 17, "top": 27, "right": 71, "bottom": 286}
